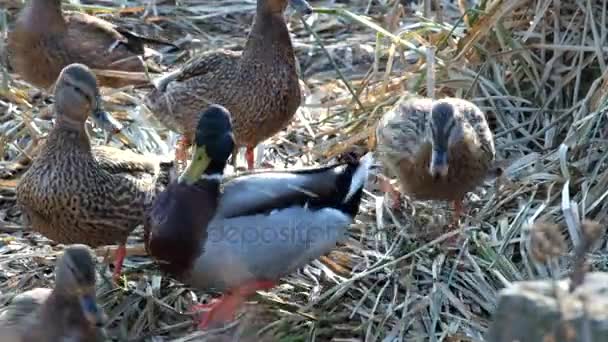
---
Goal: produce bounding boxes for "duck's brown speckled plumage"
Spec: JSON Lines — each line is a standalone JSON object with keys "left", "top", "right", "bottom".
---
{"left": 376, "top": 97, "right": 496, "bottom": 202}
{"left": 8, "top": 0, "right": 172, "bottom": 89}
{"left": 144, "top": 0, "right": 303, "bottom": 151}
{"left": 16, "top": 64, "right": 170, "bottom": 249}
{"left": 0, "top": 245, "right": 105, "bottom": 342}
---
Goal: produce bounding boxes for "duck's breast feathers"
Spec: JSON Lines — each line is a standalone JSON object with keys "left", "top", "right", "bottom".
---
{"left": 376, "top": 97, "right": 433, "bottom": 161}
{"left": 188, "top": 206, "right": 352, "bottom": 290}
{"left": 216, "top": 154, "right": 372, "bottom": 219}
{"left": 145, "top": 180, "right": 220, "bottom": 276}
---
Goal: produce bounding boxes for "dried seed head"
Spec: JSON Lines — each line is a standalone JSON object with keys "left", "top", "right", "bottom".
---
{"left": 530, "top": 221, "right": 566, "bottom": 263}
{"left": 581, "top": 220, "right": 604, "bottom": 245}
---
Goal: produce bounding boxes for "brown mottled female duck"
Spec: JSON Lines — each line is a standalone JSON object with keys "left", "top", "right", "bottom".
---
{"left": 144, "top": 0, "right": 312, "bottom": 170}
{"left": 7, "top": 0, "right": 175, "bottom": 90}
{"left": 375, "top": 97, "right": 496, "bottom": 224}
{"left": 0, "top": 244, "right": 106, "bottom": 342}
{"left": 16, "top": 64, "right": 172, "bottom": 281}
{"left": 144, "top": 104, "right": 372, "bottom": 329}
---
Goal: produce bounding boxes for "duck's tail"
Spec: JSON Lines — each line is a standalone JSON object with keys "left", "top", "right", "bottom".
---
{"left": 336, "top": 152, "right": 373, "bottom": 217}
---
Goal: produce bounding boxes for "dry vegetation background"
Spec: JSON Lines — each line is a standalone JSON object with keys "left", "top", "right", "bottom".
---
{"left": 1, "top": 0, "right": 608, "bottom": 341}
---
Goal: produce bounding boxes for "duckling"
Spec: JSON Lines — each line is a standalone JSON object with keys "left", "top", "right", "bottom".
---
{"left": 144, "top": 104, "right": 372, "bottom": 329}
{"left": 7, "top": 0, "right": 176, "bottom": 90}
{"left": 0, "top": 244, "right": 106, "bottom": 342}
{"left": 144, "top": 0, "right": 312, "bottom": 170}
{"left": 16, "top": 63, "right": 171, "bottom": 281}
{"left": 375, "top": 97, "right": 496, "bottom": 224}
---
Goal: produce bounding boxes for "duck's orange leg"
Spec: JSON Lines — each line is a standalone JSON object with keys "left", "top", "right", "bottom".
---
{"left": 175, "top": 136, "right": 191, "bottom": 165}
{"left": 245, "top": 145, "right": 255, "bottom": 170}
{"left": 452, "top": 199, "right": 464, "bottom": 227}
{"left": 192, "top": 280, "right": 275, "bottom": 330}
{"left": 112, "top": 244, "right": 127, "bottom": 282}
{"left": 378, "top": 175, "right": 402, "bottom": 210}
{"left": 442, "top": 199, "right": 465, "bottom": 248}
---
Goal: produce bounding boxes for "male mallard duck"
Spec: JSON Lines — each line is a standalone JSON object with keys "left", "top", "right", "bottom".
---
{"left": 0, "top": 244, "right": 106, "bottom": 342}
{"left": 375, "top": 97, "right": 496, "bottom": 223}
{"left": 7, "top": 0, "right": 176, "bottom": 90}
{"left": 144, "top": 0, "right": 312, "bottom": 170}
{"left": 16, "top": 63, "right": 172, "bottom": 281}
{"left": 144, "top": 104, "right": 372, "bottom": 329}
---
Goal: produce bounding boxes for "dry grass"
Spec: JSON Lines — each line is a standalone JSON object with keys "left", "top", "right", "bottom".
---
{"left": 1, "top": 0, "right": 608, "bottom": 341}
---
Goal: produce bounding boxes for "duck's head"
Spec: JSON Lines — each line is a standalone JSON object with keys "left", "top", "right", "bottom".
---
{"left": 54, "top": 244, "right": 105, "bottom": 329}
{"left": 428, "top": 101, "right": 464, "bottom": 180}
{"left": 54, "top": 64, "right": 126, "bottom": 138}
{"left": 180, "top": 104, "right": 235, "bottom": 185}
{"left": 261, "top": 0, "right": 313, "bottom": 16}
{"left": 54, "top": 64, "right": 101, "bottom": 128}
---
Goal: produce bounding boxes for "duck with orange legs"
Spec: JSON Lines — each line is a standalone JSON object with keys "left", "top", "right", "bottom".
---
{"left": 145, "top": 104, "right": 373, "bottom": 329}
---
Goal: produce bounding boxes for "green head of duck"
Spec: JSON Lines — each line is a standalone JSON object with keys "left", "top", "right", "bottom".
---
{"left": 179, "top": 105, "right": 235, "bottom": 185}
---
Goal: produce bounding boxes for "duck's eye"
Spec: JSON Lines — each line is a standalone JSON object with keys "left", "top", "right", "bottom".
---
{"left": 72, "top": 85, "right": 92, "bottom": 103}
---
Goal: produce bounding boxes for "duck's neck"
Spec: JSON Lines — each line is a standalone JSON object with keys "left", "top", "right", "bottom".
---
{"left": 242, "top": 9, "right": 296, "bottom": 66}
{"left": 148, "top": 178, "right": 221, "bottom": 277}
{"left": 48, "top": 118, "right": 92, "bottom": 153}
{"left": 39, "top": 291, "right": 90, "bottom": 334}
{"left": 26, "top": 0, "right": 65, "bottom": 29}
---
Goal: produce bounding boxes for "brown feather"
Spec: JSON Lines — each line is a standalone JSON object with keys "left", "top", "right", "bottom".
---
{"left": 376, "top": 96, "right": 496, "bottom": 202}
{"left": 144, "top": 0, "right": 302, "bottom": 149}
{"left": 7, "top": 0, "right": 172, "bottom": 89}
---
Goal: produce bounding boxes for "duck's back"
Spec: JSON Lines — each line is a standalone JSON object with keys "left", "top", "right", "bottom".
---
{"left": 145, "top": 50, "right": 241, "bottom": 137}
{"left": 8, "top": 7, "right": 145, "bottom": 89}
{"left": 0, "top": 288, "right": 49, "bottom": 342}
{"left": 63, "top": 13, "right": 146, "bottom": 78}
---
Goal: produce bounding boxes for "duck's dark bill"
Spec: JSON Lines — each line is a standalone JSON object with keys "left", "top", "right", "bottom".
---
{"left": 91, "top": 107, "right": 133, "bottom": 146}
{"left": 289, "top": 0, "right": 313, "bottom": 15}
{"left": 430, "top": 149, "right": 449, "bottom": 178}
{"left": 179, "top": 146, "right": 211, "bottom": 185}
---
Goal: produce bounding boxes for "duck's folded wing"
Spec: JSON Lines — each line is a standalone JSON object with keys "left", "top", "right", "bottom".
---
{"left": 92, "top": 146, "right": 167, "bottom": 175}
{"left": 189, "top": 207, "right": 351, "bottom": 290}
{"left": 0, "top": 288, "right": 49, "bottom": 331}
{"left": 215, "top": 165, "right": 349, "bottom": 218}
{"left": 63, "top": 12, "right": 145, "bottom": 70}
{"left": 376, "top": 97, "right": 432, "bottom": 161}
{"left": 451, "top": 98, "right": 496, "bottom": 158}
{"left": 175, "top": 50, "right": 241, "bottom": 82}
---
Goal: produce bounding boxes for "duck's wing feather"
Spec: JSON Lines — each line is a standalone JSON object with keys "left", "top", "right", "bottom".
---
{"left": 92, "top": 146, "right": 170, "bottom": 175}
{"left": 62, "top": 12, "right": 143, "bottom": 72}
{"left": 215, "top": 165, "right": 355, "bottom": 219}
{"left": 445, "top": 98, "right": 496, "bottom": 159}
{"left": 189, "top": 207, "right": 351, "bottom": 290}
{"left": 376, "top": 97, "right": 433, "bottom": 177}
{"left": 150, "top": 50, "right": 240, "bottom": 94}
{"left": 175, "top": 50, "right": 241, "bottom": 83}
{"left": 0, "top": 288, "right": 49, "bottom": 339}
